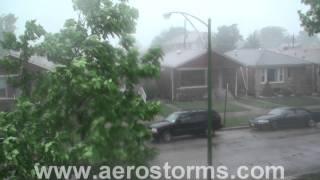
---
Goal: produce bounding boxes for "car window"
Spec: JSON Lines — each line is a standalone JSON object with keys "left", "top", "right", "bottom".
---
{"left": 192, "top": 113, "right": 207, "bottom": 123}
{"left": 285, "top": 110, "right": 295, "bottom": 116}
{"left": 165, "top": 112, "right": 181, "bottom": 123}
{"left": 179, "top": 114, "right": 192, "bottom": 123}
{"left": 269, "top": 109, "right": 286, "bottom": 115}
{"left": 296, "top": 109, "right": 308, "bottom": 116}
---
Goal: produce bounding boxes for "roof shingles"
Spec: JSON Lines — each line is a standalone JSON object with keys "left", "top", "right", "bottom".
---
{"left": 225, "top": 49, "right": 311, "bottom": 66}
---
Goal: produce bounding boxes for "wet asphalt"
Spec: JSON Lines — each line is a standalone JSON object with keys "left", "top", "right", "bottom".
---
{"left": 151, "top": 127, "right": 320, "bottom": 179}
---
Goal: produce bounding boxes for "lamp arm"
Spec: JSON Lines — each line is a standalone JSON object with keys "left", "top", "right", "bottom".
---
{"left": 169, "top": 11, "right": 208, "bottom": 27}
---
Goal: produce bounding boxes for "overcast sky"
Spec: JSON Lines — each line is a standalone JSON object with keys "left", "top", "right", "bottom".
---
{"left": 0, "top": 0, "right": 309, "bottom": 48}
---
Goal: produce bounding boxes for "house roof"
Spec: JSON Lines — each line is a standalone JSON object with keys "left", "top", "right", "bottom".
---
{"left": 225, "top": 49, "right": 311, "bottom": 67}
{"left": 161, "top": 49, "right": 207, "bottom": 68}
{"left": 272, "top": 48, "right": 320, "bottom": 64}
{"left": 8, "top": 51, "right": 57, "bottom": 71}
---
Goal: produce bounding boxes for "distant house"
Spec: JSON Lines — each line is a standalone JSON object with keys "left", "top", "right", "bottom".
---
{"left": 1, "top": 51, "right": 149, "bottom": 110}
{"left": 157, "top": 49, "right": 241, "bottom": 101}
{"left": 0, "top": 51, "right": 56, "bottom": 111}
{"left": 275, "top": 48, "right": 320, "bottom": 93}
{"left": 225, "top": 49, "right": 314, "bottom": 96}
{"left": 152, "top": 31, "right": 242, "bottom": 101}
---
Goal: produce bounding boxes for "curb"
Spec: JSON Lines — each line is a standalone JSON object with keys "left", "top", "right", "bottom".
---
{"left": 220, "top": 125, "right": 250, "bottom": 131}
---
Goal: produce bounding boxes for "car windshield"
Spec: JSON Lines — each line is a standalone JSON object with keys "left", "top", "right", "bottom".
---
{"left": 268, "top": 109, "right": 286, "bottom": 115}
{"left": 165, "top": 112, "right": 180, "bottom": 123}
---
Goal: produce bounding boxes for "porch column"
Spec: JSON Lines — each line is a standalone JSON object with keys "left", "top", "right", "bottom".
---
{"left": 246, "top": 67, "right": 249, "bottom": 96}
{"left": 235, "top": 69, "right": 238, "bottom": 97}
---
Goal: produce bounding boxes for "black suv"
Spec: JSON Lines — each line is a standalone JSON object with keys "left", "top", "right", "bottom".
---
{"left": 150, "top": 110, "right": 222, "bottom": 142}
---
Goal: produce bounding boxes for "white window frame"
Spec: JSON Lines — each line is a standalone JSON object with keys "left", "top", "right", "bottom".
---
{"left": 260, "top": 67, "right": 285, "bottom": 84}
{"left": 177, "top": 67, "right": 207, "bottom": 89}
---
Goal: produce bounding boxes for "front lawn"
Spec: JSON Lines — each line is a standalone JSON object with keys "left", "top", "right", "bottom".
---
{"left": 238, "top": 96, "right": 280, "bottom": 109}
{"left": 159, "top": 100, "right": 248, "bottom": 118}
{"left": 263, "top": 96, "right": 320, "bottom": 107}
{"left": 159, "top": 103, "right": 179, "bottom": 117}
{"left": 159, "top": 101, "right": 254, "bottom": 127}
{"left": 238, "top": 96, "right": 320, "bottom": 109}
{"left": 173, "top": 100, "right": 248, "bottom": 113}
{"left": 223, "top": 115, "right": 255, "bottom": 127}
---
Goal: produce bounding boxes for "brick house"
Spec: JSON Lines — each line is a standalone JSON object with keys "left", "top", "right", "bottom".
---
{"left": 276, "top": 48, "right": 320, "bottom": 94}
{"left": 225, "top": 49, "right": 314, "bottom": 96}
{"left": 0, "top": 52, "right": 56, "bottom": 111}
{"left": 157, "top": 49, "right": 242, "bottom": 101}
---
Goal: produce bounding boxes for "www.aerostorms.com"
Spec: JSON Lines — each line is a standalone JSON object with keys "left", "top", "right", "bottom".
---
{"left": 34, "top": 162, "right": 285, "bottom": 180}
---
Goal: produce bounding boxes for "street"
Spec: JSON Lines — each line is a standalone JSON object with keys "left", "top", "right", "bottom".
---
{"left": 151, "top": 127, "right": 320, "bottom": 179}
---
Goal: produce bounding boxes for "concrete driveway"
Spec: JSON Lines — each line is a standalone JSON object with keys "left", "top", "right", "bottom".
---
{"left": 151, "top": 127, "right": 320, "bottom": 179}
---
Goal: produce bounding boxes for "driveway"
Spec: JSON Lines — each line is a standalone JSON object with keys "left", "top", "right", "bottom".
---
{"left": 151, "top": 127, "right": 320, "bottom": 179}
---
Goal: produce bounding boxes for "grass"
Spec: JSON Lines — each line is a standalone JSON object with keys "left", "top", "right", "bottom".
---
{"left": 238, "top": 96, "right": 280, "bottom": 109}
{"left": 238, "top": 96, "right": 320, "bottom": 109}
{"left": 160, "top": 101, "right": 253, "bottom": 128}
{"left": 158, "top": 96, "right": 320, "bottom": 127}
{"left": 159, "top": 103, "right": 179, "bottom": 117}
{"left": 173, "top": 100, "right": 248, "bottom": 113}
{"left": 223, "top": 115, "right": 254, "bottom": 127}
{"left": 263, "top": 96, "right": 320, "bottom": 107}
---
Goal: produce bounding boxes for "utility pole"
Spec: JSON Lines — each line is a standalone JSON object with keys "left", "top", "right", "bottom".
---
{"left": 292, "top": 33, "right": 295, "bottom": 48}
{"left": 207, "top": 18, "right": 213, "bottom": 177}
{"left": 164, "top": 12, "right": 214, "bottom": 178}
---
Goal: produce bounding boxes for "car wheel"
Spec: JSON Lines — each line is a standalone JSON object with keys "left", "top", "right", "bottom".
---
{"left": 161, "top": 131, "right": 172, "bottom": 142}
{"left": 307, "top": 119, "right": 316, "bottom": 128}
{"left": 271, "top": 121, "right": 278, "bottom": 130}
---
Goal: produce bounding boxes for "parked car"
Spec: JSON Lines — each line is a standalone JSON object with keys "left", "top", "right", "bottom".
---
{"left": 150, "top": 110, "right": 222, "bottom": 142}
{"left": 249, "top": 107, "right": 319, "bottom": 130}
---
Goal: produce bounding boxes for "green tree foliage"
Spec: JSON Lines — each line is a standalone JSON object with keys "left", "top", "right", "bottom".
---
{"left": 38, "top": 19, "right": 88, "bottom": 65}
{"left": 213, "top": 24, "right": 242, "bottom": 53}
{"left": 243, "top": 32, "right": 260, "bottom": 49}
{"left": 151, "top": 27, "right": 186, "bottom": 48}
{"left": 258, "top": 26, "right": 288, "bottom": 48}
{"left": 0, "top": 0, "right": 162, "bottom": 179}
{"left": 299, "top": 0, "right": 320, "bottom": 35}
{"left": 0, "top": 14, "right": 17, "bottom": 57}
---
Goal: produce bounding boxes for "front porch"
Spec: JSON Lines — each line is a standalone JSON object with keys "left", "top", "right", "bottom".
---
{"left": 158, "top": 49, "right": 242, "bottom": 101}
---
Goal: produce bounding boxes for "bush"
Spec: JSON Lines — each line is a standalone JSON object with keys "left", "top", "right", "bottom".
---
{"left": 261, "top": 81, "right": 274, "bottom": 97}
{"left": 279, "top": 88, "right": 293, "bottom": 96}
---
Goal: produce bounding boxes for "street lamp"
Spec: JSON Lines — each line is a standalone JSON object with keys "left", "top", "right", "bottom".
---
{"left": 163, "top": 11, "right": 213, "bottom": 168}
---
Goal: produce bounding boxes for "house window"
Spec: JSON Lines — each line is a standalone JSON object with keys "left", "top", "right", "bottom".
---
{"left": 261, "top": 72, "right": 265, "bottom": 82}
{"left": 267, "top": 69, "right": 276, "bottom": 82}
{"left": 261, "top": 68, "right": 284, "bottom": 83}
{"left": 179, "top": 69, "right": 206, "bottom": 88}
{"left": 0, "top": 77, "right": 7, "bottom": 97}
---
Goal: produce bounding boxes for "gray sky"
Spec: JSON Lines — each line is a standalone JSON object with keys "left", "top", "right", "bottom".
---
{"left": 0, "top": 0, "right": 309, "bottom": 48}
